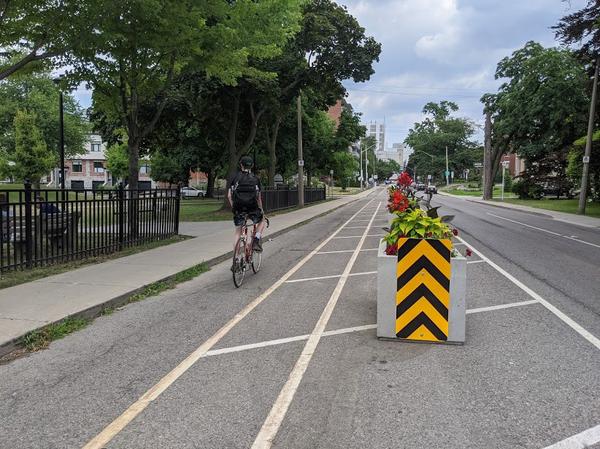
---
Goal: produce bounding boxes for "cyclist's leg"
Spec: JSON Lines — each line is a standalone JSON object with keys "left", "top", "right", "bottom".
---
{"left": 232, "top": 210, "right": 245, "bottom": 251}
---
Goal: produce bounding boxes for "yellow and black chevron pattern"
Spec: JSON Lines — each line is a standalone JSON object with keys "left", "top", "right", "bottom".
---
{"left": 396, "top": 238, "right": 452, "bottom": 342}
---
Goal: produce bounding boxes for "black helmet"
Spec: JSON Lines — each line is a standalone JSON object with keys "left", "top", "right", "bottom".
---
{"left": 240, "top": 156, "right": 253, "bottom": 168}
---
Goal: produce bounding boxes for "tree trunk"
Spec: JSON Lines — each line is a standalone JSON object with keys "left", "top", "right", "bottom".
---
{"left": 206, "top": 168, "right": 216, "bottom": 198}
{"left": 306, "top": 166, "right": 312, "bottom": 188}
{"left": 266, "top": 117, "right": 281, "bottom": 187}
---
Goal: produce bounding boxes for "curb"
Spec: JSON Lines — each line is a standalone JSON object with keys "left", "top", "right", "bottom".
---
{"left": 0, "top": 190, "right": 376, "bottom": 358}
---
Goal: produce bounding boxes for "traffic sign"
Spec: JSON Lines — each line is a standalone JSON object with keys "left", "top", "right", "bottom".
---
{"left": 474, "top": 162, "right": 483, "bottom": 168}
{"left": 502, "top": 160, "right": 510, "bottom": 169}
{"left": 445, "top": 170, "right": 450, "bottom": 177}
{"left": 298, "top": 159, "right": 304, "bottom": 167}
{"left": 583, "top": 156, "right": 590, "bottom": 164}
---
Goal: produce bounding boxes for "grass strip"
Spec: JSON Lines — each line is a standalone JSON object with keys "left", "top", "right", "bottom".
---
{"left": 19, "top": 317, "right": 92, "bottom": 351}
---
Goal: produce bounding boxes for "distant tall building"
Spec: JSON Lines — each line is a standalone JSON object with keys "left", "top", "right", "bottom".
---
{"left": 376, "top": 142, "right": 403, "bottom": 165}
{"left": 366, "top": 121, "right": 385, "bottom": 153}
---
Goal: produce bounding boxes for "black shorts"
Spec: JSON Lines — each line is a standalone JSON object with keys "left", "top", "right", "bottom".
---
{"left": 233, "top": 208, "right": 263, "bottom": 227}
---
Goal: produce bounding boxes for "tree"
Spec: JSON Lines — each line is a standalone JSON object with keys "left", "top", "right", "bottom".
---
{"left": 374, "top": 159, "right": 402, "bottom": 181}
{"left": 4, "top": 110, "right": 56, "bottom": 184}
{"left": 405, "top": 101, "right": 479, "bottom": 183}
{"left": 105, "top": 142, "right": 129, "bottom": 184}
{"left": 331, "top": 151, "right": 358, "bottom": 190}
{"left": 483, "top": 42, "right": 589, "bottom": 198}
{"left": 75, "top": 0, "right": 302, "bottom": 193}
{"left": 0, "top": 0, "right": 85, "bottom": 80}
{"left": 554, "top": 1, "right": 600, "bottom": 60}
{"left": 0, "top": 71, "right": 88, "bottom": 158}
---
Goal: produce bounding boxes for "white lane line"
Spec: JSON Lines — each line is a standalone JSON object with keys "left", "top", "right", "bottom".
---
{"left": 467, "top": 260, "right": 485, "bottom": 264}
{"left": 542, "top": 423, "right": 600, "bottom": 449}
{"left": 332, "top": 234, "right": 383, "bottom": 239}
{"left": 488, "top": 212, "right": 600, "bottom": 249}
{"left": 563, "top": 235, "right": 600, "bottom": 249}
{"left": 316, "top": 248, "right": 378, "bottom": 255}
{"left": 466, "top": 300, "right": 539, "bottom": 315}
{"left": 251, "top": 202, "right": 382, "bottom": 449}
{"left": 344, "top": 226, "right": 368, "bottom": 229}
{"left": 285, "top": 271, "right": 377, "bottom": 284}
{"left": 81, "top": 198, "right": 376, "bottom": 449}
{"left": 204, "top": 301, "right": 540, "bottom": 358}
{"left": 457, "top": 236, "right": 600, "bottom": 351}
{"left": 488, "top": 212, "right": 562, "bottom": 236}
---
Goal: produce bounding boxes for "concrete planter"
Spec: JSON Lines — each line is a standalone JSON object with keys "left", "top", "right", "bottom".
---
{"left": 377, "top": 238, "right": 466, "bottom": 344}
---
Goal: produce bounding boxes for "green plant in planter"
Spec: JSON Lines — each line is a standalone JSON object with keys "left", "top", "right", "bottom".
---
{"left": 386, "top": 209, "right": 451, "bottom": 241}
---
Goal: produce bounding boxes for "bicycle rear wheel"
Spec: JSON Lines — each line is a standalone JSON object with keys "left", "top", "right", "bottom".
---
{"left": 251, "top": 250, "right": 262, "bottom": 273}
{"left": 232, "top": 237, "right": 246, "bottom": 288}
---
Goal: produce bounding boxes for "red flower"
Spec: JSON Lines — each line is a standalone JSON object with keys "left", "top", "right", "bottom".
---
{"left": 385, "top": 244, "right": 398, "bottom": 256}
{"left": 388, "top": 190, "right": 409, "bottom": 213}
{"left": 426, "top": 232, "right": 433, "bottom": 237}
{"left": 466, "top": 248, "right": 473, "bottom": 257}
{"left": 452, "top": 229, "right": 458, "bottom": 236}
{"left": 397, "top": 172, "right": 413, "bottom": 188}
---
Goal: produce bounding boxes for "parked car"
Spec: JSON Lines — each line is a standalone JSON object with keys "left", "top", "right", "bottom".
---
{"left": 426, "top": 184, "right": 438, "bottom": 194}
{"left": 180, "top": 186, "right": 206, "bottom": 198}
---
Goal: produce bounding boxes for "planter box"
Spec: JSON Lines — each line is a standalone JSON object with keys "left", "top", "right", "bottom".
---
{"left": 377, "top": 238, "right": 466, "bottom": 344}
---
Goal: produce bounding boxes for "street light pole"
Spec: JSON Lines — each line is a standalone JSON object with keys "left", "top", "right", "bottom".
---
{"left": 297, "top": 92, "right": 304, "bottom": 207}
{"left": 445, "top": 146, "right": 449, "bottom": 187}
{"left": 578, "top": 58, "right": 599, "bottom": 215}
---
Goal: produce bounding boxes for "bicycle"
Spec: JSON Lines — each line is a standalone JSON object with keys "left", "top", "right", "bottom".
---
{"left": 232, "top": 214, "right": 269, "bottom": 288}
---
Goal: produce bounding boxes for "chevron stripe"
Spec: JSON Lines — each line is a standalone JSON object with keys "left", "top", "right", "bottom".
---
{"left": 396, "top": 284, "right": 448, "bottom": 320}
{"left": 396, "top": 270, "right": 449, "bottom": 308}
{"left": 395, "top": 238, "right": 452, "bottom": 343}
{"left": 396, "top": 312, "right": 448, "bottom": 341}
{"left": 397, "top": 256, "right": 450, "bottom": 291}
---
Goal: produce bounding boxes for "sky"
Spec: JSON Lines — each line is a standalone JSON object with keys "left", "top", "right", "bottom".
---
{"left": 338, "top": 0, "right": 589, "bottom": 153}
{"left": 71, "top": 0, "right": 589, "bottom": 156}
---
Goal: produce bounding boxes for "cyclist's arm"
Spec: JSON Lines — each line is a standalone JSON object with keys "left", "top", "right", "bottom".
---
{"left": 257, "top": 191, "right": 263, "bottom": 211}
{"left": 227, "top": 188, "right": 233, "bottom": 208}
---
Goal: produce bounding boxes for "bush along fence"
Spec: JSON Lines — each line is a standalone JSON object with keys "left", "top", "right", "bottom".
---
{"left": 0, "top": 181, "right": 180, "bottom": 273}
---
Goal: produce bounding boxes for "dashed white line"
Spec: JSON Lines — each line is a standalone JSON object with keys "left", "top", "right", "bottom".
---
{"left": 316, "top": 248, "right": 378, "bottom": 255}
{"left": 251, "top": 202, "right": 382, "bottom": 449}
{"left": 457, "top": 236, "right": 600, "bottom": 351}
{"left": 488, "top": 212, "right": 600, "bottom": 249}
{"left": 285, "top": 271, "right": 377, "bottom": 284}
{"left": 467, "top": 260, "right": 485, "bottom": 264}
{"left": 542, "top": 423, "right": 600, "bottom": 449}
{"left": 466, "top": 300, "right": 539, "bottom": 315}
{"left": 81, "top": 198, "right": 377, "bottom": 449}
{"left": 332, "top": 234, "right": 383, "bottom": 239}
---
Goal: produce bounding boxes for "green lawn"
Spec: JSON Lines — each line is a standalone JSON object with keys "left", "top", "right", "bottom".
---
{"left": 328, "top": 186, "right": 363, "bottom": 196}
{"left": 494, "top": 198, "right": 600, "bottom": 218}
{"left": 178, "top": 198, "right": 231, "bottom": 221}
{"left": 441, "top": 185, "right": 516, "bottom": 198}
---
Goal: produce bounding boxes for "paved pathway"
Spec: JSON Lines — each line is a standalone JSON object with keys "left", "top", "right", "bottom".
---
{"left": 0, "top": 190, "right": 375, "bottom": 355}
{"left": 1, "top": 190, "right": 599, "bottom": 448}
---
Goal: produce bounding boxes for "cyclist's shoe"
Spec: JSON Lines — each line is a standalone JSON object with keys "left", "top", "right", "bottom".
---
{"left": 253, "top": 237, "right": 263, "bottom": 252}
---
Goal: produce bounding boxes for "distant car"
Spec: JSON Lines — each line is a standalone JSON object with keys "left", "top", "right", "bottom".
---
{"left": 180, "top": 186, "right": 206, "bottom": 198}
{"left": 426, "top": 184, "right": 438, "bottom": 194}
{"left": 415, "top": 183, "right": 426, "bottom": 191}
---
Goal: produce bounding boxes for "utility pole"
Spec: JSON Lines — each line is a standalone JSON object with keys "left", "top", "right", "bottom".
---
{"left": 483, "top": 109, "right": 493, "bottom": 200}
{"left": 445, "top": 146, "right": 449, "bottom": 186}
{"left": 360, "top": 146, "right": 364, "bottom": 189}
{"left": 578, "top": 58, "right": 599, "bottom": 215}
{"left": 297, "top": 92, "right": 304, "bottom": 207}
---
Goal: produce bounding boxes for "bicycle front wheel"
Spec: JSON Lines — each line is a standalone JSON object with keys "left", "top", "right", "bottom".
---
{"left": 232, "top": 237, "right": 246, "bottom": 288}
{"left": 252, "top": 250, "right": 262, "bottom": 273}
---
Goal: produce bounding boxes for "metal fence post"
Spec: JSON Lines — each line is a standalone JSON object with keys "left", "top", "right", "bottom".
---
{"left": 174, "top": 188, "right": 180, "bottom": 235}
{"left": 24, "top": 180, "right": 33, "bottom": 268}
{"left": 118, "top": 183, "right": 125, "bottom": 250}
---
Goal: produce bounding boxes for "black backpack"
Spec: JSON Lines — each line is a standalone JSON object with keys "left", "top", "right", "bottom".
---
{"left": 232, "top": 172, "right": 259, "bottom": 209}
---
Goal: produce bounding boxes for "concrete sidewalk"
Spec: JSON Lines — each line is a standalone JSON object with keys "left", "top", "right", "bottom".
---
{"left": 438, "top": 191, "right": 600, "bottom": 229}
{"left": 0, "top": 189, "right": 377, "bottom": 355}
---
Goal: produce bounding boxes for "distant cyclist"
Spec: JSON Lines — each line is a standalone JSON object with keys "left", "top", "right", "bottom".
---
{"left": 228, "top": 156, "right": 266, "bottom": 254}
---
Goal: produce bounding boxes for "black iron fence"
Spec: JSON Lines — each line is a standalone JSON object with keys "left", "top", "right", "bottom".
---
{"left": 261, "top": 187, "right": 326, "bottom": 212}
{"left": 0, "top": 183, "right": 180, "bottom": 273}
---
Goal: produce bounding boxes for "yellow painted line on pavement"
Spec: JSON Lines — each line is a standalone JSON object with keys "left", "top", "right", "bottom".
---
{"left": 81, "top": 198, "right": 377, "bottom": 449}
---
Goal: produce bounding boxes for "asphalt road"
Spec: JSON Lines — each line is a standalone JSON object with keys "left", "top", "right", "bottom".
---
{"left": 1, "top": 188, "right": 600, "bottom": 449}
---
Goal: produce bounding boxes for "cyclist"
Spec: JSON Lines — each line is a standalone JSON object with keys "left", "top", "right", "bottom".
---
{"left": 228, "top": 155, "right": 266, "bottom": 255}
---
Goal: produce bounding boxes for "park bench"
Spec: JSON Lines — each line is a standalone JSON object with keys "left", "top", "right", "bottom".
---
{"left": 0, "top": 212, "right": 81, "bottom": 250}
